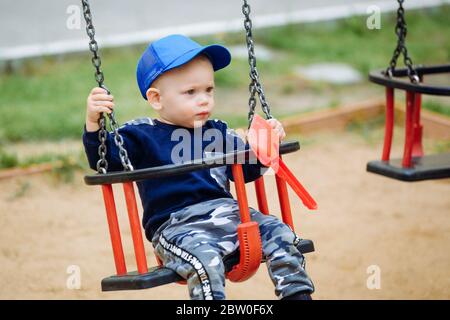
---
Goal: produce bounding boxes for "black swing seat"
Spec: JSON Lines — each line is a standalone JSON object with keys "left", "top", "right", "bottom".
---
{"left": 367, "top": 154, "right": 450, "bottom": 182}
{"left": 101, "top": 239, "right": 315, "bottom": 291}
{"left": 367, "top": 64, "right": 450, "bottom": 182}
{"left": 368, "top": 64, "right": 450, "bottom": 96}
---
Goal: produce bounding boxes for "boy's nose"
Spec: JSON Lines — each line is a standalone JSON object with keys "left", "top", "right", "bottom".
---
{"left": 197, "top": 95, "right": 209, "bottom": 107}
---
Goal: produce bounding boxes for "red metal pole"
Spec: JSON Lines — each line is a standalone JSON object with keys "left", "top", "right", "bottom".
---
{"left": 382, "top": 87, "right": 395, "bottom": 161}
{"left": 101, "top": 184, "right": 127, "bottom": 276}
{"left": 254, "top": 177, "right": 269, "bottom": 215}
{"left": 231, "top": 164, "right": 251, "bottom": 223}
{"left": 275, "top": 156, "right": 294, "bottom": 231}
{"left": 412, "top": 91, "right": 424, "bottom": 158}
{"left": 402, "top": 91, "right": 415, "bottom": 168}
{"left": 123, "top": 182, "right": 148, "bottom": 274}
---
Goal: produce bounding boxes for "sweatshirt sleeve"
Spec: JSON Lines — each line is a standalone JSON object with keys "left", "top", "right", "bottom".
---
{"left": 82, "top": 125, "right": 142, "bottom": 172}
{"left": 221, "top": 123, "right": 268, "bottom": 183}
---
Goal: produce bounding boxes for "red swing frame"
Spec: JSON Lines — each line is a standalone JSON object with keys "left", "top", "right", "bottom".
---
{"left": 98, "top": 161, "right": 299, "bottom": 283}
{"left": 382, "top": 86, "right": 424, "bottom": 168}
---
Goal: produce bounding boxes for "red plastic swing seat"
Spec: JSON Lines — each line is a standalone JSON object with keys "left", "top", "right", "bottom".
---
{"left": 84, "top": 142, "right": 316, "bottom": 291}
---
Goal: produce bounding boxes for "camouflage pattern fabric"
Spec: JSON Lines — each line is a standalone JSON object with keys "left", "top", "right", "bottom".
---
{"left": 152, "top": 197, "right": 314, "bottom": 300}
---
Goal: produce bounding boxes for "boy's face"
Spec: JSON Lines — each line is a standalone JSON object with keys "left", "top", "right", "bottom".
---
{"left": 147, "top": 55, "right": 215, "bottom": 128}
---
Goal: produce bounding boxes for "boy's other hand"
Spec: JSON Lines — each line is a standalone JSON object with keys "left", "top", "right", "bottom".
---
{"left": 266, "top": 118, "right": 286, "bottom": 141}
{"left": 85, "top": 87, "right": 115, "bottom": 132}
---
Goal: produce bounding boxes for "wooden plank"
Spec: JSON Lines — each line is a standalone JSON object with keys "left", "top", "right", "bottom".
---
{"left": 0, "top": 161, "right": 63, "bottom": 180}
{"left": 281, "top": 99, "right": 384, "bottom": 134}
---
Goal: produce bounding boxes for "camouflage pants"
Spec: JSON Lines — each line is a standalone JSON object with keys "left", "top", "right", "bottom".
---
{"left": 152, "top": 197, "right": 314, "bottom": 300}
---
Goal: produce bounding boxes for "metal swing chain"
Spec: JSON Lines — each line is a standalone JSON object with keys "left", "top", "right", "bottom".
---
{"left": 81, "top": 0, "right": 134, "bottom": 173}
{"left": 386, "top": 0, "right": 419, "bottom": 83}
{"left": 242, "top": 0, "right": 273, "bottom": 128}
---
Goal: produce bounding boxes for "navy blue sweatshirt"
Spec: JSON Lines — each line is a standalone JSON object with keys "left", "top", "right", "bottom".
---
{"left": 82, "top": 118, "right": 266, "bottom": 240}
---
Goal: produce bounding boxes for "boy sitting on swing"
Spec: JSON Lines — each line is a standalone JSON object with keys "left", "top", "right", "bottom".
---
{"left": 83, "top": 34, "right": 314, "bottom": 300}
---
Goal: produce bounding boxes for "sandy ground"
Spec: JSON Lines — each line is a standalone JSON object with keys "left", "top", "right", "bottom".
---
{"left": 0, "top": 130, "right": 449, "bottom": 300}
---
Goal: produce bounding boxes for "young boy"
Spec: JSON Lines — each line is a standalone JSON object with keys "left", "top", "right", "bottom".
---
{"left": 83, "top": 34, "right": 314, "bottom": 300}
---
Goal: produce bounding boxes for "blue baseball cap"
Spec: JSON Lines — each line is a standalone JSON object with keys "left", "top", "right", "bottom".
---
{"left": 136, "top": 34, "right": 232, "bottom": 99}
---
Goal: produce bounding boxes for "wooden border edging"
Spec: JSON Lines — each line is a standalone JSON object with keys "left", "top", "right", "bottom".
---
{"left": 281, "top": 99, "right": 385, "bottom": 135}
{"left": 0, "top": 161, "right": 63, "bottom": 180}
{"left": 281, "top": 99, "right": 450, "bottom": 140}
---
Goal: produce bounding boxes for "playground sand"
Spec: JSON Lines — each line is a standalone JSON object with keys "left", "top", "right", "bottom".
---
{"left": 0, "top": 131, "right": 449, "bottom": 300}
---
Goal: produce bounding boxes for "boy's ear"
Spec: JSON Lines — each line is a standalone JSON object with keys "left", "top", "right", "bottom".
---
{"left": 146, "top": 88, "right": 162, "bottom": 111}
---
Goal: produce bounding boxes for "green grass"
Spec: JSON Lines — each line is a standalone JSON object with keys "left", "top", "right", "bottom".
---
{"left": 0, "top": 149, "right": 19, "bottom": 168}
{"left": 346, "top": 114, "right": 386, "bottom": 145}
{"left": 433, "top": 140, "right": 450, "bottom": 153}
{"left": 0, "top": 47, "right": 152, "bottom": 142}
{"left": 423, "top": 100, "right": 450, "bottom": 117}
{"left": 0, "top": 147, "right": 87, "bottom": 183}
{"left": 0, "top": 5, "right": 449, "bottom": 142}
{"left": 0, "top": 147, "right": 85, "bottom": 169}
{"left": 255, "top": 6, "right": 450, "bottom": 75}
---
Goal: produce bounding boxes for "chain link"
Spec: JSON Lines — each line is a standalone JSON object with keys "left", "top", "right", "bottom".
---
{"left": 81, "top": 0, "right": 134, "bottom": 172}
{"left": 242, "top": 0, "right": 273, "bottom": 127}
{"left": 386, "top": 0, "right": 419, "bottom": 83}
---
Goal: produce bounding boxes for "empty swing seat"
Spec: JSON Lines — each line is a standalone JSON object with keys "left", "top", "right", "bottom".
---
{"left": 367, "top": 154, "right": 450, "bottom": 182}
{"left": 367, "top": 64, "right": 450, "bottom": 182}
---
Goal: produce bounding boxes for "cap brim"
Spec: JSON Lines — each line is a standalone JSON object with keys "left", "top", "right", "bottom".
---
{"left": 164, "top": 44, "right": 231, "bottom": 73}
